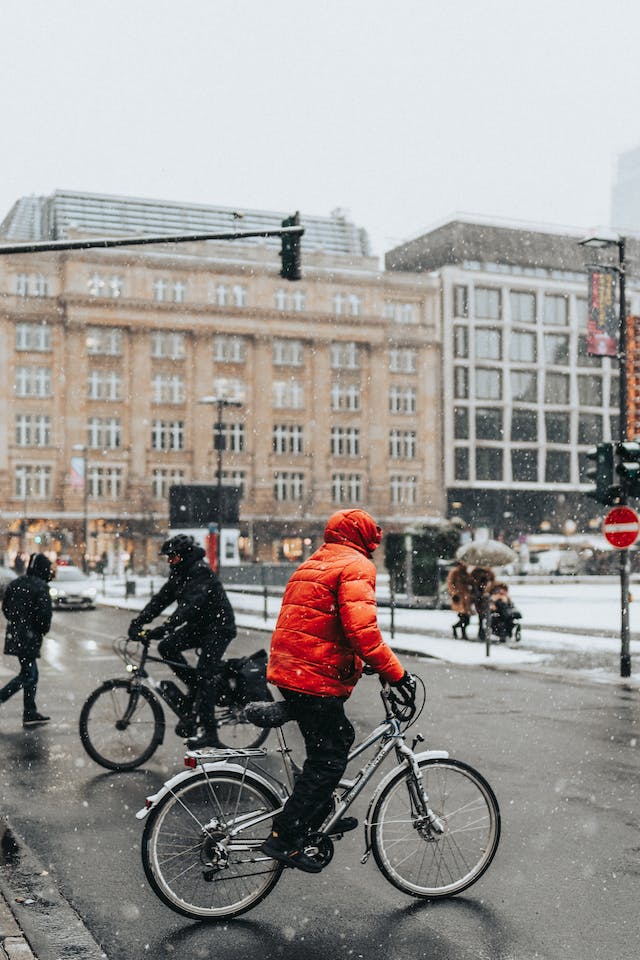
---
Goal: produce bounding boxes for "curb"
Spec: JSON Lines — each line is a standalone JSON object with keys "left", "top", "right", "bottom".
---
{"left": 0, "top": 820, "right": 105, "bottom": 960}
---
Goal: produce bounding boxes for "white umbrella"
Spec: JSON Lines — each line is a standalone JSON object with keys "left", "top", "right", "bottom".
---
{"left": 455, "top": 540, "right": 517, "bottom": 567}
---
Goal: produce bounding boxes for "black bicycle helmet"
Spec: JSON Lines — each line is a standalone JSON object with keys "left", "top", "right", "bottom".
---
{"left": 159, "top": 534, "right": 196, "bottom": 559}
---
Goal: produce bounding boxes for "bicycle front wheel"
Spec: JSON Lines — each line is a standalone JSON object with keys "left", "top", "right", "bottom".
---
{"left": 371, "top": 758, "right": 500, "bottom": 899}
{"left": 142, "top": 769, "right": 283, "bottom": 920}
{"left": 79, "top": 679, "right": 164, "bottom": 771}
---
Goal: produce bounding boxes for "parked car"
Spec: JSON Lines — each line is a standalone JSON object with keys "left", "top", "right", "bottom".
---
{"left": 49, "top": 566, "right": 97, "bottom": 609}
{"left": 0, "top": 565, "right": 18, "bottom": 599}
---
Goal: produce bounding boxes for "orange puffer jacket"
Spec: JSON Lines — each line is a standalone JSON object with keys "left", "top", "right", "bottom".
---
{"left": 267, "top": 509, "right": 405, "bottom": 697}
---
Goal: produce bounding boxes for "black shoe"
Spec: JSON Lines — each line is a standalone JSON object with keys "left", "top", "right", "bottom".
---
{"left": 175, "top": 718, "right": 198, "bottom": 738}
{"left": 186, "top": 730, "right": 220, "bottom": 750}
{"left": 23, "top": 712, "right": 50, "bottom": 726}
{"left": 328, "top": 816, "right": 358, "bottom": 836}
{"left": 260, "top": 832, "right": 324, "bottom": 874}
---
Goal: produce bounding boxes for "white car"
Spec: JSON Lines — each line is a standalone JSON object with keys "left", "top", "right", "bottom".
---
{"left": 50, "top": 566, "right": 98, "bottom": 609}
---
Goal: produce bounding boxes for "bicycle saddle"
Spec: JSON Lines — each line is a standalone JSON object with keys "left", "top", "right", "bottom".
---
{"left": 244, "top": 700, "right": 292, "bottom": 728}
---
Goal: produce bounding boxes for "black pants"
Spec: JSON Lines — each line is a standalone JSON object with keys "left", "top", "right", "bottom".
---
{"left": 272, "top": 688, "right": 356, "bottom": 845}
{"left": 158, "top": 632, "right": 230, "bottom": 728}
{"left": 0, "top": 657, "right": 38, "bottom": 713}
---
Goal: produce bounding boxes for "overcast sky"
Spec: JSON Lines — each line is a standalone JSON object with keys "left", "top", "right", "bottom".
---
{"left": 2, "top": 0, "right": 640, "bottom": 258}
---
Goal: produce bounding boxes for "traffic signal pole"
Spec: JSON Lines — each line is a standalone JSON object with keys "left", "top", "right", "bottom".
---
{"left": 616, "top": 239, "right": 632, "bottom": 679}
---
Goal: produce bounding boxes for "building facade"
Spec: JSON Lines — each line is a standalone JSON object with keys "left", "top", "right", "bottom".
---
{"left": 0, "top": 191, "right": 443, "bottom": 570}
{"left": 387, "top": 217, "right": 640, "bottom": 541}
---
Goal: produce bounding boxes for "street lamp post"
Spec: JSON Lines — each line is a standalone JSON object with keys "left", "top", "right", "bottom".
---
{"left": 72, "top": 443, "right": 89, "bottom": 573}
{"left": 198, "top": 396, "right": 242, "bottom": 573}
{"left": 579, "top": 230, "right": 630, "bottom": 677}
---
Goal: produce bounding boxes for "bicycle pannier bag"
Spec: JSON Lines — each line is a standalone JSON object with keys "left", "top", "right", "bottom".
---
{"left": 235, "top": 649, "right": 270, "bottom": 704}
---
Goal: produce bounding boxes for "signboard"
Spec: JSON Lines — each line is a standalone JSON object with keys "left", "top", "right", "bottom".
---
{"left": 603, "top": 506, "right": 640, "bottom": 549}
{"left": 169, "top": 484, "right": 240, "bottom": 527}
{"left": 70, "top": 456, "right": 85, "bottom": 491}
{"left": 626, "top": 315, "right": 640, "bottom": 439}
{"left": 587, "top": 266, "right": 618, "bottom": 357}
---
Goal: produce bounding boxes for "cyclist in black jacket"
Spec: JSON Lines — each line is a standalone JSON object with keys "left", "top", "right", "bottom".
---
{"left": 128, "top": 535, "right": 236, "bottom": 746}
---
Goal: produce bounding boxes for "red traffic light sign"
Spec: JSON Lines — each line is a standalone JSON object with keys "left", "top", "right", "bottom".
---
{"left": 603, "top": 506, "right": 640, "bottom": 549}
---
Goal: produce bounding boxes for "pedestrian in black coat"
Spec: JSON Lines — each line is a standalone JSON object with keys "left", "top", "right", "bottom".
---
{"left": 1, "top": 553, "right": 54, "bottom": 725}
{"left": 127, "top": 535, "right": 236, "bottom": 747}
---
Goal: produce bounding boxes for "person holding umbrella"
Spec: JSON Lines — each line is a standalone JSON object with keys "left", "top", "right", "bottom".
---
{"left": 447, "top": 560, "right": 472, "bottom": 639}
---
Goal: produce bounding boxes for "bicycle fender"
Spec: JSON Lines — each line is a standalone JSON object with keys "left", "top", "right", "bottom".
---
{"left": 362, "top": 750, "right": 449, "bottom": 853}
{"left": 135, "top": 761, "right": 279, "bottom": 820}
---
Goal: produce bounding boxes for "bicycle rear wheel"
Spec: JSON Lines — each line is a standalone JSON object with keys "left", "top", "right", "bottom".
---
{"left": 79, "top": 679, "right": 164, "bottom": 771}
{"left": 142, "top": 769, "right": 283, "bottom": 920}
{"left": 371, "top": 758, "right": 500, "bottom": 899}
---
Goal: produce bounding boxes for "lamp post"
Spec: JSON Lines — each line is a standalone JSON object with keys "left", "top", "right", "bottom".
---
{"left": 198, "top": 396, "right": 242, "bottom": 573}
{"left": 72, "top": 443, "right": 89, "bottom": 573}
{"left": 579, "top": 229, "right": 630, "bottom": 677}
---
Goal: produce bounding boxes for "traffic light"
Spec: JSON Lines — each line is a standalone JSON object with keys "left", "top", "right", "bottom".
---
{"left": 280, "top": 212, "right": 302, "bottom": 281}
{"left": 616, "top": 441, "right": 640, "bottom": 497}
{"left": 585, "top": 442, "right": 616, "bottom": 505}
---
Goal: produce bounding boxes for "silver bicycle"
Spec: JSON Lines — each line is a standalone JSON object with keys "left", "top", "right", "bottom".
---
{"left": 137, "top": 677, "right": 500, "bottom": 920}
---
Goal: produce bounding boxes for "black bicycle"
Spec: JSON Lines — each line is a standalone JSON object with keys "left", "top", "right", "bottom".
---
{"left": 79, "top": 637, "right": 272, "bottom": 771}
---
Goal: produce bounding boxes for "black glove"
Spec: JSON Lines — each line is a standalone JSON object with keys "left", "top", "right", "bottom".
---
{"left": 390, "top": 671, "right": 417, "bottom": 705}
{"left": 127, "top": 619, "right": 146, "bottom": 640}
{"left": 141, "top": 626, "right": 167, "bottom": 642}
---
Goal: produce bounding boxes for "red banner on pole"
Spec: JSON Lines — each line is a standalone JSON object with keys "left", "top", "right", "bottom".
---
{"left": 587, "top": 266, "right": 618, "bottom": 357}
{"left": 627, "top": 315, "right": 640, "bottom": 439}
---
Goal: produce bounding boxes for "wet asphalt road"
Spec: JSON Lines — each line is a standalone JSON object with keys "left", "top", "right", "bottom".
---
{"left": 0, "top": 604, "right": 638, "bottom": 960}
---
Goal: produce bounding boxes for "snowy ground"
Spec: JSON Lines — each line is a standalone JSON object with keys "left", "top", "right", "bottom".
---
{"left": 93, "top": 574, "right": 640, "bottom": 686}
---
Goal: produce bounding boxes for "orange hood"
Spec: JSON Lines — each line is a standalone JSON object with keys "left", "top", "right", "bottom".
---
{"left": 323, "top": 509, "right": 382, "bottom": 557}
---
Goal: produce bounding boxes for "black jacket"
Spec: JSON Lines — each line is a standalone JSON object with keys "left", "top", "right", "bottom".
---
{"left": 2, "top": 573, "right": 53, "bottom": 659}
{"left": 134, "top": 546, "right": 236, "bottom": 644}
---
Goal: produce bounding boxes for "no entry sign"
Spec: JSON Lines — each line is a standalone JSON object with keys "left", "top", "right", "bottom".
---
{"left": 603, "top": 506, "right": 640, "bottom": 549}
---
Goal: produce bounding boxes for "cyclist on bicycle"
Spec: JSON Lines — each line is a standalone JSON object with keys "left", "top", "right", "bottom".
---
{"left": 127, "top": 534, "right": 236, "bottom": 746}
{"left": 260, "top": 508, "right": 417, "bottom": 873}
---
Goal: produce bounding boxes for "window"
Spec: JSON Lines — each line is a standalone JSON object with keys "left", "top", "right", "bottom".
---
{"left": 152, "top": 468, "right": 185, "bottom": 500}
{"left": 88, "top": 466, "right": 123, "bottom": 499}
{"left": 389, "top": 429, "right": 416, "bottom": 459}
{"left": 152, "top": 374, "right": 185, "bottom": 404}
{"left": 15, "top": 415, "right": 51, "bottom": 446}
{"left": 475, "top": 287, "right": 500, "bottom": 320}
{"left": 14, "top": 465, "right": 52, "bottom": 499}
{"left": 15, "top": 274, "right": 49, "bottom": 297}
{"left": 455, "top": 447, "right": 469, "bottom": 480}
{"left": 330, "top": 383, "right": 360, "bottom": 412}
{"left": 331, "top": 473, "right": 363, "bottom": 504}
{"left": 214, "top": 335, "right": 246, "bottom": 363}
{"left": 544, "top": 334, "right": 569, "bottom": 365}
{"left": 384, "top": 300, "right": 417, "bottom": 324}
{"left": 218, "top": 422, "right": 245, "bottom": 453}
{"left": 577, "top": 334, "right": 602, "bottom": 368}
{"left": 388, "top": 346, "right": 417, "bottom": 373}
{"left": 476, "top": 447, "right": 503, "bottom": 481}
{"left": 87, "top": 417, "right": 121, "bottom": 449}
{"left": 389, "top": 386, "right": 417, "bottom": 414}
{"left": 275, "top": 289, "right": 305, "bottom": 312}
{"left": 88, "top": 370, "right": 122, "bottom": 401}
{"left": 511, "top": 370, "right": 537, "bottom": 403}
{"left": 510, "top": 330, "right": 536, "bottom": 363}
{"left": 15, "top": 323, "right": 51, "bottom": 352}
{"left": 475, "top": 328, "right": 501, "bottom": 360}
{"left": 453, "top": 326, "right": 468, "bottom": 358}
{"left": 545, "top": 373, "right": 569, "bottom": 405}
{"left": 511, "top": 449, "right": 538, "bottom": 483}
{"left": 454, "top": 407, "right": 469, "bottom": 439}
{"left": 273, "top": 380, "right": 304, "bottom": 409}
{"left": 545, "top": 412, "right": 570, "bottom": 444}
{"left": 475, "top": 369, "right": 502, "bottom": 400}
{"left": 578, "top": 375, "right": 603, "bottom": 407}
{"left": 454, "top": 366, "right": 469, "bottom": 399}
{"left": 331, "top": 342, "right": 360, "bottom": 369}
{"left": 390, "top": 475, "right": 418, "bottom": 505}
{"left": 331, "top": 426, "right": 360, "bottom": 457}
{"left": 86, "top": 327, "right": 123, "bottom": 355}
{"left": 153, "top": 279, "right": 186, "bottom": 303}
{"left": 151, "top": 420, "right": 185, "bottom": 451}
{"left": 476, "top": 408, "right": 502, "bottom": 440}
{"left": 333, "top": 293, "right": 362, "bottom": 316}
{"left": 273, "top": 339, "right": 304, "bottom": 366}
{"left": 546, "top": 450, "right": 571, "bottom": 483}
{"left": 151, "top": 331, "right": 186, "bottom": 359}
{"left": 232, "top": 285, "right": 247, "bottom": 307}
{"left": 578, "top": 414, "right": 602, "bottom": 445}
{"left": 454, "top": 286, "right": 469, "bottom": 318}
{"left": 543, "top": 294, "right": 568, "bottom": 326}
{"left": 14, "top": 367, "right": 52, "bottom": 398}
{"left": 220, "top": 470, "right": 246, "bottom": 498}
{"left": 274, "top": 472, "right": 304, "bottom": 501}
{"left": 88, "top": 274, "right": 123, "bottom": 298}
{"left": 212, "top": 377, "right": 244, "bottom": 402}
{"left": 511, "top": 409, "right": 537, "bottom": 442}
{"left": 274, "top": 425, "right": 304, "bottom": 455}
{"left": 510, "top": 291, "right": 535, "bottom": 323}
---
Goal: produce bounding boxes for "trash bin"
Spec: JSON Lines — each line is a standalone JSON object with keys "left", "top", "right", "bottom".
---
{"left": 125, "top": 580, "right": 136, "bottom": 597}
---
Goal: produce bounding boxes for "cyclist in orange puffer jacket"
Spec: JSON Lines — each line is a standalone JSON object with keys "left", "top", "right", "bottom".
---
{"left": 261, "top": 509, "right": 416, "bottom": 873}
